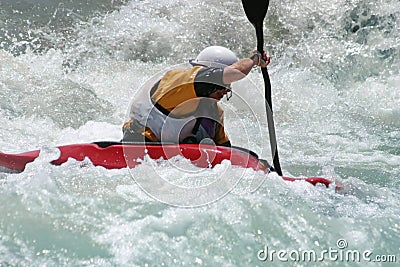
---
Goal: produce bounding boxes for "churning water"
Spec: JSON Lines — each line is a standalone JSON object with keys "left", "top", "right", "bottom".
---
{"left": 1, "top": 0, "right": 399, "bottom": 266}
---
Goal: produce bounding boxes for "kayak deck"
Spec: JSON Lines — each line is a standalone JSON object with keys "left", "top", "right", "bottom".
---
{"left": 0, "top": 143, "right": 265, "bottom": 171}
{"left": 0, "top": 143, "right": 335, "bottom": 188}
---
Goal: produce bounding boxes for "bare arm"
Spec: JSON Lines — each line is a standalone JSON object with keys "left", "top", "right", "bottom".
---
{"left": 222, "top": 53, "right": 270, "bottom": 85}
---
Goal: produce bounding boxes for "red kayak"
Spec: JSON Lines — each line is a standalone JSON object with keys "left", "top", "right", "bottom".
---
{"left": 0, "top": 142, "right": 336, "bottom": 188}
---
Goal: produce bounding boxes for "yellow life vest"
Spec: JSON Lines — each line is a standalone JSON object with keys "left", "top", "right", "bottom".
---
{"left": 127, "top": 65, "right": 229, "bottom": 144}
{"left": 151, "top": 66, "right": 202, "bottom": 117}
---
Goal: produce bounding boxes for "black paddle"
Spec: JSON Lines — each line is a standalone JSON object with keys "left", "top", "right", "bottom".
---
{"left": 241, "top": 0, "right": 283, "bottom": 176}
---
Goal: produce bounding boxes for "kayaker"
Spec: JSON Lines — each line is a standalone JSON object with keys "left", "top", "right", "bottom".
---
{"left": 122, "top": 45, "right": 270, "bottom": 146}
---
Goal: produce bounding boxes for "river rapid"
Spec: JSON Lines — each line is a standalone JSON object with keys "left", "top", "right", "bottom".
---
{"left": 0, "top": 0, "right": 399, "bottom": 266}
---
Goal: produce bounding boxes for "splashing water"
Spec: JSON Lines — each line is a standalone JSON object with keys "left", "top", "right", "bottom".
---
{"left": 1, "top": 0, "right": 399, "bottom": 265}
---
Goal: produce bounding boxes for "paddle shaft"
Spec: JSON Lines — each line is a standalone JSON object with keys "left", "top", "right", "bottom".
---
{"left": 242, "top": 1, "right": 283, "bottom": 176}
{"left": 262, "top": 67, "right": 282, "bottom": 176}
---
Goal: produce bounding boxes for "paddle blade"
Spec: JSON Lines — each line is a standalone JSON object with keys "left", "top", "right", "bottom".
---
{"left": 241, "top": 0, "right": 269, "bottom": 27}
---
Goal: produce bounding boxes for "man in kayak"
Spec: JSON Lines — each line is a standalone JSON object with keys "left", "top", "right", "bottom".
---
{"left": 122, "top": 46, "right": 270, "bottom": 146}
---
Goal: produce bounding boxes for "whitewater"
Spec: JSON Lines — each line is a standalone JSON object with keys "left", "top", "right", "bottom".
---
{"left": 0, "top": 0, "right": 399, "bottom": 266}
